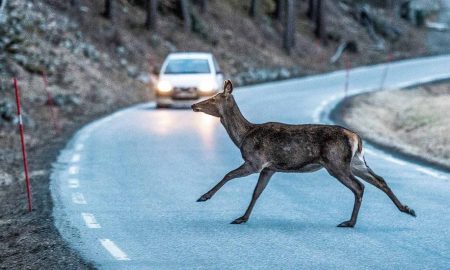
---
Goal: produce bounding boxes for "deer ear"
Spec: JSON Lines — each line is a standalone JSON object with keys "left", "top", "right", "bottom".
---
{"left": 223, "top": 80, "right": 233, "bottom": 95}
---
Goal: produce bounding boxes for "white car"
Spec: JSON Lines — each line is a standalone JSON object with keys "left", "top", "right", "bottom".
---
{"left": 156, "top": 52, "right": 224, "bottom": 108}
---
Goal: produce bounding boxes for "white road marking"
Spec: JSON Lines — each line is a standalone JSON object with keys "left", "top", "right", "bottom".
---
{"left": 415, "top": 167, "right": 448, "bottom": 180}
{"left": 364, "top": 148, "right": 381, "bottom": 158}
{"left": 383, "top": 156, "right": 407, "bottom": 166}
{"left": 68, "top": 165, "right": 79, "bottom": 175}
{"left": 78, "top": 133, "right": 90, "bottom": 142}
{"left": 365, "top": 150, "right": 447, "bottom": 180}
{"left": 72, "top": 192, "right": 87, "bottom": 204}
{"left": 81, "top": 213, "right": 101, "bottom": 228}
{"left": 312, "top": 94, "right": 339, "bottom": 123}
{"left": 71, "top": 153, "right": 81, "bottom": 163}
{"left": 68, "top": 178, "right": 80, "bottom": 188}
{"left": 75, "top": 143, "right": 84, "bottom": 151}
{"left": 99, "top": 239, "right": 130, "bottom": 261}
{"left": 114, "top": 112, "right": 124, "bottom": 117}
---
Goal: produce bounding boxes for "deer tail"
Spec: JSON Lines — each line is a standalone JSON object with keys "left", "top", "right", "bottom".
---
{"left": 357, "top": 134, "right": 363, "bottom": 154}
{"left": 343, "top": 129, "right": 362, "bottom": 158}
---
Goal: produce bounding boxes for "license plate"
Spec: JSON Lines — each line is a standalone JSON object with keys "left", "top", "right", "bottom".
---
{"left": 174, "top": 92, "right": 196, "bottom": 99}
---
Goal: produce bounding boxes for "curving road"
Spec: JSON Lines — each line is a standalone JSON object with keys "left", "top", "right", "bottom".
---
{"left": 52, "top": 55, "right": 450, "bottom": 269}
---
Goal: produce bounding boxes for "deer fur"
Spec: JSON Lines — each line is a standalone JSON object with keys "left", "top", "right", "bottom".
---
{"left": 192, "top": 80, "right": 416, "bottom": 227}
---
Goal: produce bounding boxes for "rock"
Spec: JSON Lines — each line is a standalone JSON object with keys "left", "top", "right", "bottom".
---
{"left": 63, "top": 39, "right": 73, "bottom": 50}
{"left": 164, "top": 41, "right": 177, "bottom": 52}
{"left": 82, "top": 43, "right": 100, "bottom": 61}
{"left": 119, "top": 58, "right": 128, "bottom": 67}
{"left": 80, "top": 6, "right": 89, "bottom": 13}
{"left": 279, "top": 68, "right": 291, "bottom": 79}
{"left": 116, "top": 46, "right": 126, "bottom": 56}
{"left": 127, "top": 65, "right": 139, "bottom": 78}
{"left": 53, "top": 94, "right": 82, "bottom": 107}
{"left": 67, "top": 95, "right": 82, "bottom": 106}
{"left": 149, "top": 34, "right": 160, "bottom": 47}
{"left": 12, "top": 54, "right": 27, "bottom": 65}
{"left": 0, "top": 100, "right": 15, "bottom": 122}
{"left": 137, "top": 73, "right": 150, "bottom": 84}
{"left": 53, "top": 95, "right": 65, "bottom": 107}
{"left": 0, "top": 171, "right": 13, "bottom": 186}
{"left": 234, "top": 67, "right": 300, "bottom": 86}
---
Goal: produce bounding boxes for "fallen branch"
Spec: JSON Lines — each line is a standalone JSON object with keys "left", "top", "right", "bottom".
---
{"left": 0, "top": 0, "right": 8, "bottom": 24}
{"left": 330, "top": 41, "right": 357, "bottom": 64}
{"left": 426, "top": 20, "right": 450, "bottom": 31}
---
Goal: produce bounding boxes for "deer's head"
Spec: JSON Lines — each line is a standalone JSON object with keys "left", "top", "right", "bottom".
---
{"left": 191, "top": 80, "right": 234, "bottom": 118}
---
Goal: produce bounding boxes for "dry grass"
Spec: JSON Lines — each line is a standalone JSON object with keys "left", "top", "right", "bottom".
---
{"left": 341, "top": 83, "right": 450, "bottom": 168}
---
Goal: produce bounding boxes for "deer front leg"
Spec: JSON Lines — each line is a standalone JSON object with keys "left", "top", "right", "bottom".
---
{"left": 197, "top": 162, "right": 256, "bottom": 202}
{"left": 231, "top": 168, "right": 275, "bottom": 224}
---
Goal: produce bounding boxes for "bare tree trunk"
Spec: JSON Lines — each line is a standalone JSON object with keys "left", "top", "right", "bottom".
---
{"left": 249, "top": 0, "right": 258, "bottom": 18}
{"left": 180, "top": 0, "right": 191, "bottom": 32}
{"left": 145, "top": 0, "right": 158, "bottom": 30}
{"left": 306, "top": 0, "right": 315, "bottom": 20}
{"left": 70, "top": 0, "right": 79, "bottom": 7}
{"left": 274, "top": 0, "right": 285, "bottom": 20}
{"left": 314, "top": 0, "right": 324, "bottom": 42}
{"left": 102, "top": 0, "right": 113, "bottom": 20}
{"left": 283, "top": 0, "right": 295, "bottom": 54}
{"left": 198, "top": 0, "right": 206, "bottom": 13}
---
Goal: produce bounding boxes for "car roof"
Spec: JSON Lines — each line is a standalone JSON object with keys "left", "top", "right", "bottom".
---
{"left": 166, "top": 52, "right": 213, "bottom": 60}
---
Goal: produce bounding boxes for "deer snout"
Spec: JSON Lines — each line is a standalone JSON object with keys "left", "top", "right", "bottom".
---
{"left": 191, "top": 103, "right": 201, "bottom": 112}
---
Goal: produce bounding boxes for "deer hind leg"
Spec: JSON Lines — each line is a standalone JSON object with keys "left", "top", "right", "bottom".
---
{"left": 351, "top": 153, "right": 416, "bottom": 217}
{"left": 325, "top": 163, "right": 365, "bottom": 228}
{"left": 197, "top": 162, "right": 256, "bottom": 202}
{"left": 231, "top": 168, "right": 275, "bottom": 224}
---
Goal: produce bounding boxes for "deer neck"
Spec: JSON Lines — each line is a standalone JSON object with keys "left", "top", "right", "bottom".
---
{"left": 220, "top": 99, "right": 253, "bottom": 147}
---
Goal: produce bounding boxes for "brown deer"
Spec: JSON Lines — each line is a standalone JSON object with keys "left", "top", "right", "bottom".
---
{"left": 191, "top": 80, "right": 416, "bottom": 227}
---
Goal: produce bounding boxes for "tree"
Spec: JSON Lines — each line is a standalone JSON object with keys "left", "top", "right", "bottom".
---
{"left": 249, "top": 0, "right": 259, "bottom": 18}
{"left": 314, "top": 0, "right": 324, "bottom": 42}
{"left": 180, "top": 0, "right": 191, "bottom": 32}
{"left": 102, "top": 0, "right": 113, "bottom": 20}
{"left": 145, "top": 0, "right": 158, "bottom": 30}
{"left": 306, "top": 0, "right": 315, "bottom": 20}
{"left": 283, "top": 0, "right": 295, "bottom": 54}
{"left": 70, "top": 0, "right": 79, "bottom": 7}
{"left": 274, "top": 0, "right": 285, "bottom": 20}
{"left": 196, "top": 0, "right": 207, "bottom": 14}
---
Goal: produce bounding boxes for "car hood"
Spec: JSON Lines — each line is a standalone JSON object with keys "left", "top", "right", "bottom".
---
{"left": 159, "top": 74, "right": 215, "bottom": 88}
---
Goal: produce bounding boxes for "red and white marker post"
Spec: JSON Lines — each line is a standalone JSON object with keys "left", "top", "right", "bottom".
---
{"left": 379, "top": 52, "right": 393, "bottom": 91}
{"left": 41, "top": 70, "right": 61, "bottom": 135}
{"left": 13, "top": 78, "right": 33, "bottom": 212}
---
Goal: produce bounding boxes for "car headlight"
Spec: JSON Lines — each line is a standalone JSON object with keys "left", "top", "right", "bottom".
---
{"left": 157, "top": 80, "right": 173, "bottom": 93}
{"left": 198, "top": 80, "right": 217, "bottom": 93}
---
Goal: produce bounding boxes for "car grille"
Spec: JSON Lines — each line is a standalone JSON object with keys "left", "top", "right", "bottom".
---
{"left": 172, "top": 87, "right": 198, "bottom": 100}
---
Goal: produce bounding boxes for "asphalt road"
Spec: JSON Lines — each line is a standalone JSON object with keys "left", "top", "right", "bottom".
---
{"left": 52, "top": 55, "right": 450, "bottom": 269}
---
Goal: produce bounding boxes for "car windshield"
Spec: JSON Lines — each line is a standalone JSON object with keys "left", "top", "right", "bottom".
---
{"left": 164, "top": 59, "right": 210, "bottom": 74}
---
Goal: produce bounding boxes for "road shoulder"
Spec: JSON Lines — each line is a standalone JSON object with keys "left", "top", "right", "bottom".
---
{"left": 331, "top": 81, "right": 450, "bottom": 172}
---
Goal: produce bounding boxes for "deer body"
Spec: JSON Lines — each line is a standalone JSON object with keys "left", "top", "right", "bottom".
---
{"left": 192, "top": 80, "right": 416, "bottom": 227}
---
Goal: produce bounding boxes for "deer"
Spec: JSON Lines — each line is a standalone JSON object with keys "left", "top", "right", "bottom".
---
{"left": 191, "top": 80, "right": 416, "bottom": 227}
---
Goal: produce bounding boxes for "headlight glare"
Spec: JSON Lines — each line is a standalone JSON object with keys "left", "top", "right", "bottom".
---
{"left": 198, "top": 80, "right": 216, "bottom": 93}
{"left": 157, "top": 80, "right": 173, "bottom": 93}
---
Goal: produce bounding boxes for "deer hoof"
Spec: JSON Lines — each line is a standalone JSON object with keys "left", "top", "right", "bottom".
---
{"left": 230, "top": 217, "right": 247, "bottom": 224}
{"left": 337, "top": 221, "right": 355, "bottom": 228}
{"left": 196, "top": 194, "right": 211, "bottom": 202}
{"left": 404, "top": 206, "right": 416, "bottom": 217}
